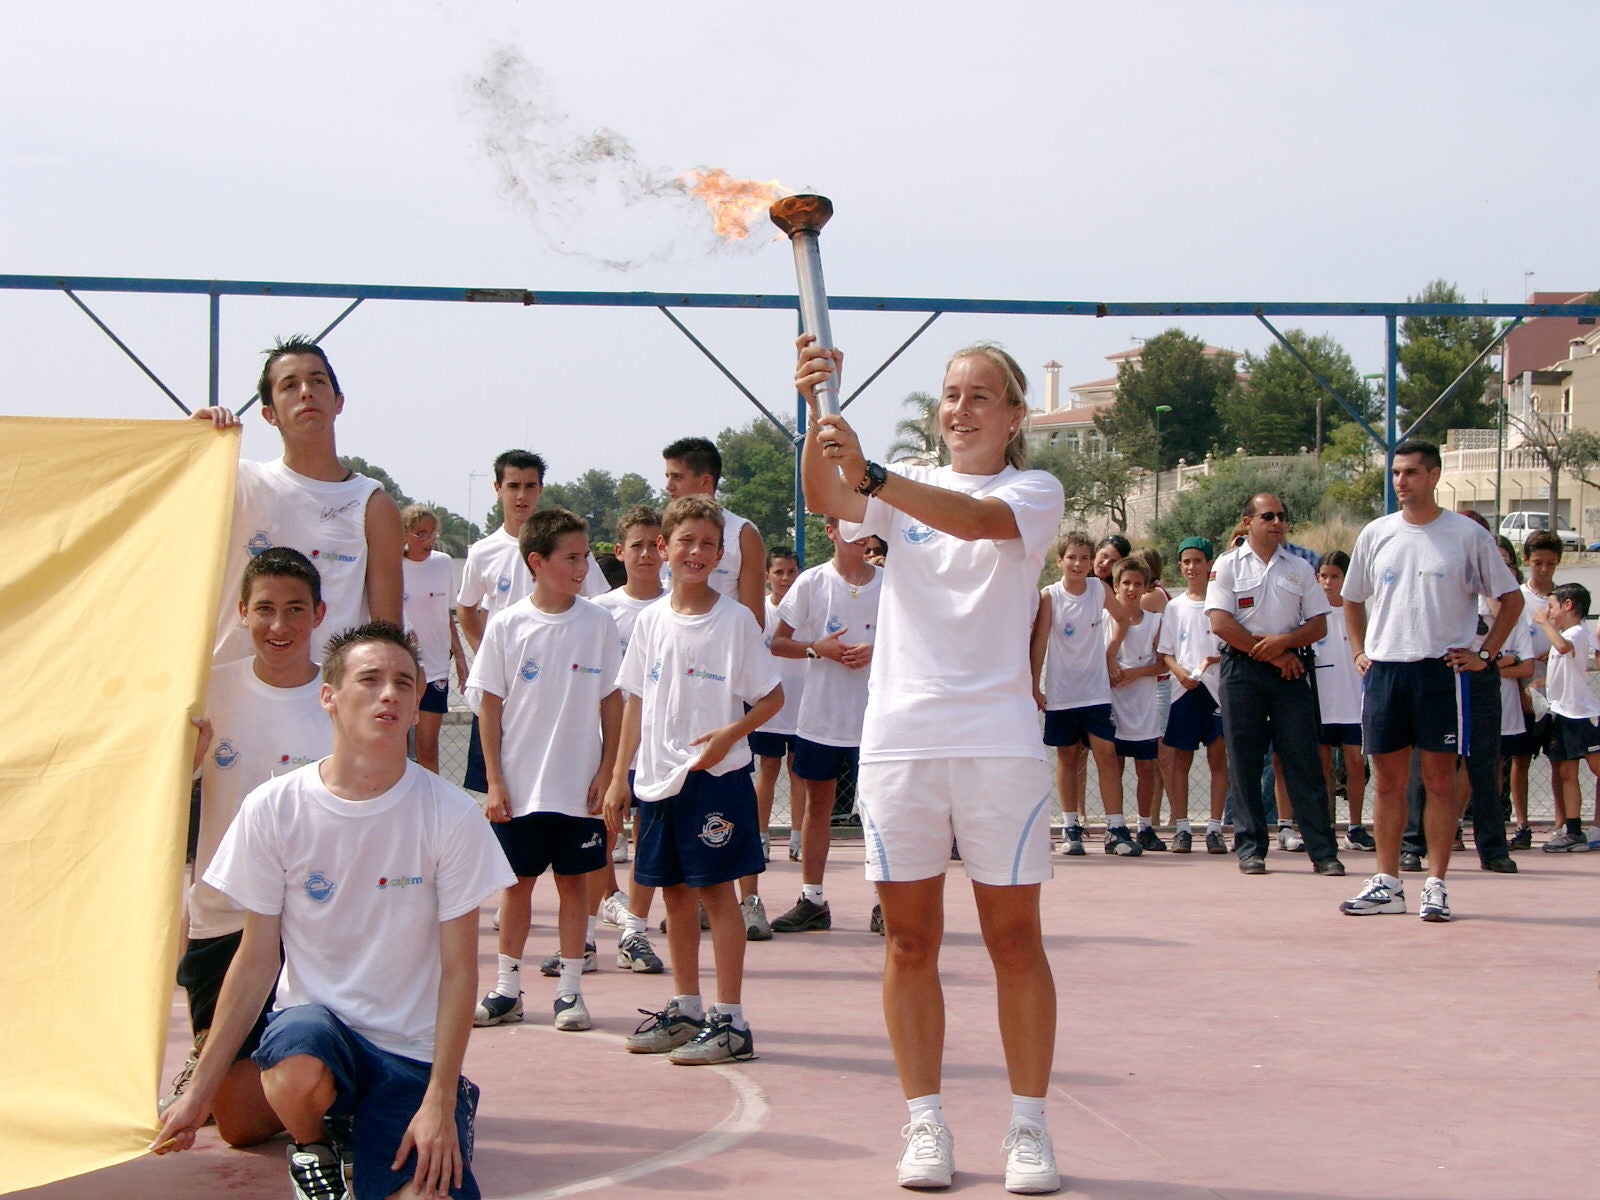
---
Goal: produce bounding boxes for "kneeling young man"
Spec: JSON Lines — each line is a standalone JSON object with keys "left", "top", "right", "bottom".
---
{"left": 155, "top": 623, "right": 514, "bottom": 1200}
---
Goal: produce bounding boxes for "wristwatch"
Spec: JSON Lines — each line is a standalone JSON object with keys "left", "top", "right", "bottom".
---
{"left": 856, "top": 461, "right": 888, "bottom": 498}
{"left": 805, "top": 644, "right": 820, "bottom": 659}
{"left": 1477, "top": 648, "right": 1493, "bottom": 662}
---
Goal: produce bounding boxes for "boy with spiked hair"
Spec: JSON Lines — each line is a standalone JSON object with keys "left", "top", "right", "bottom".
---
{"left": 1156, "top": 537, "right": 1228, "bottom": 853}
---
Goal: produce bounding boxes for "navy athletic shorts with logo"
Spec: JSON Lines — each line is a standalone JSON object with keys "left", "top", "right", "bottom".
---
{"left": 1547, "top": 712, "right": 1600, "bottom": 762}
{"left": 420, "top": 679, "right": 449, "bottom": 715}
{"left": 1162, "top": 684, "right": 1222, "bottom": 752}
{"left": 1043, "top": 703, "right": 1116, "bottom": 747}
{"left": 748, "top": 730, "right": 797, "bottom": 759}
{"left": 493, "top": 812, "right": 607, "bottom": 878}
{"left": 1320, "top": 722, "right": 1363, "bottom": 747}
{"left": 635, "top": 766, "right": 766, "bottom": 889}
{"left": 1362, "top": 658, "right": 1467, "bottom": 757}
{"left": 793, "top": 737, "right": 860, "bottom": 783}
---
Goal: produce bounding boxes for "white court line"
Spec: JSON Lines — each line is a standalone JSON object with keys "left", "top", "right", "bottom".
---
{"left": 496, "top": 1027, "right": 770, "bottom": 1200}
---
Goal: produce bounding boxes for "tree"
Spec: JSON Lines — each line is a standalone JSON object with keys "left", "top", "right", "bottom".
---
{"left": 1224, "top": 332, "right": 1371, "bottom": 456}
{"left": 1094, "top": 330, "right": 1238, "bottom": 470}
{"left": 338, "top": 455, "right": 478, "bottom": 555}
{"left": 1149, "top": 458, "right": 1330, "bottom": 555}
{"left": 886, "top": 391, "right": 947, "bottom": 466}
{"left": 1321, "top": 421, "right": 1384, "bottom": 520}
{"left": 1505, "top": 407, "right": 1600, "bottom": 528}
{"left": 1032, "top": 445, "right": 1139, "bottom": 532}
{"left": 717, "top": 417, "right": 801, "bottom": 544}
{"left": 1398, "top": 279, "right": 1499, "bottom": 442}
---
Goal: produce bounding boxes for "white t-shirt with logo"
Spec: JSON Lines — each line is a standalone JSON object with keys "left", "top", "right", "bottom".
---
{"left": 1311, "top": 604, "right": 1363, "bottom": 726}
{"left": 616, "top": 594, "right": 780, "bottom": 801}
{"left": 842, "top": 463, "right": 1064, "bottom": 764}
{"left": 204, "top": 761, "right": 514, "bottom": 1062}
{"left": 464, "top": 598, "right": 622, "bottom": 817}
{"left": 1545, "top": 621, "right": 1600, "bottom": 720}
{"left": 756, "top": 594, "right": 807, "bottom": 738}
{"left": 1108, "top": 612, "right": 1163, "bottom": 742}
{"left": 1156, "top": 591, "right": 1222, "bottom": 705}
{"left": 456, "top": 527, "right": 529, "bottom": 620}
{"left": 592, "top": 588, "right": 663, "bottom": 660}
{"left": 778, "top": 561, "right": 883, "bottom": 748}
{"left": 190, "top": 658, "right": 332, "bottom": 939}
{"left": 1500, "top": 616, "right": 1534, "bottom": 736}
{"left": 1041, "top": 578, "right": 1113, "bottom": 711}
{"left": 661, "top": 508, "right": 758, "bottom": 614}
{"left": 214, "top": 458, "right": 383, "bottom": 665}
{"left": 1521, "top": 583, "right": 1553, "bottom": 686}
{"left": 402, "top": 551, "right": 455, "bottom": 683}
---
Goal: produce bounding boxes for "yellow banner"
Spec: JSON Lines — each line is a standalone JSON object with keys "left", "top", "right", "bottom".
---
{"left": 0, "top": 416, "right": 237, "bottom": 1194}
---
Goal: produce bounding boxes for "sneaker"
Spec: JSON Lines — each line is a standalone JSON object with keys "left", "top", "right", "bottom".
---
{"left": 1399, "top": 851, "right": 1424, "bottom": 872}
{"left": 616, "top": 931, "right": 664, "bottom": 973}
{"left": 1481, "top": 855, "right": 1519, "bottom": 873}
{"left": 1277, "top": 825, "right": 1304, "bottom": 852}
{"left": 1001, "top": 1123, "right": 1060, "bottom": 1194}
{"left": 870, "top": 903, "right": 886, "bottom": 935}
{"left": 896, "top": 1119, "right": 955, "bottom": 1189}
{"left": 1172, "top": 829, "right": 1193, "bottom": 853}
{"left": 1340, "top": 874, "right": 1406, "bottom": 916}
{"left": 321, "top": 1115, "right": 354, "bottom": 1193}
{"left": 1313, "top": 857, "right": 1346, "bottom": 876}
{"left": 1453, "top": 825, "right": 1466, "bottom": 851}
{"left": 789, "top": 843, "right": 802, "bottom": 862}
{"left": 612, "top": 835, "right": 630, "bottom": 864}
{"left": 158, "top": 1030, "right": 206, "bottom": 1116}
{"left": 772, "top": 895, "right": 832, "bottom": 932}
{"left": 742, "top": 894, "right": 773, "bottom": 941}
{"left": 1343, "top": 824, "right": 1377, "bottom": 851}
{"left": 1136, "top": 826, "right": 1168, "bottom": 852}
{"left": 553, "top": 992, "right": 591, "bottom": 1031}
{"left": 1060, "top": 825, "right": 1086, "bottom": 856}
{"left": 1238, "top": 855, "right": 1267, "bottom": 875}
{"left": 657, "top": 901, "right": 711, "bottom": 933}
{"left": 474, "top": 990, "right": 524, "bottom": 1027}
{"left": 1508, "top": 825, "right": 1533, "bottom": 851}
{"left": 1418, "top": 877, "right": 1451, "bottom": 923}
{"left": 1543, "top": 827, "right": 1591, "bottom": 853}
{"left": 599, "top": 890, "right": 630, "bottom": 928}
{"left": 625, "top": 1000, "right": 701, "bottom": 1054}
{"left": 1205, "top": 830, "right": 1227, "bottom": 855}
{"left": 668, "top": 1012, "right": 755, "bottom": 1065}
{"left": 286, "top": 1141, "right": 349, "bottom": 1200}
{"left": 539, "top": 943, "right": 598, "bottom": 976}
{"left": 760, "top": 832, "right": 771, "bottom": 862}
{"left": 1104, "top": 826, "right": 1142, "bottom": 856}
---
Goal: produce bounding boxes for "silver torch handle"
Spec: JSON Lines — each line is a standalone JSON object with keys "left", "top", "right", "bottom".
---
{"left": 770, "top": 194, "right": 840, "bottom": 417}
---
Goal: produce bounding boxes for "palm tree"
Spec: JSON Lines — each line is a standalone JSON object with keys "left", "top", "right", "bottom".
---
{"left": 886, "top": 391, "right": 948, "bottom": 466}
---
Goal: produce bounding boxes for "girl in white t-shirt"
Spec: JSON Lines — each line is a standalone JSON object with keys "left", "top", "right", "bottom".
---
{"left": 797, "top": 336, "right": 1065, "bottom": 1194}
{"left": 401, "top": 505, "right": 466, "bottom": 775}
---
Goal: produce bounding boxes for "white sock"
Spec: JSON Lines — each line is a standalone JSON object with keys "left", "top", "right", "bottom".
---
{"left": 1138, "top": 816, "right": 1152, "bottom": 831}
{"left": 1010, "top": 1094, "right": 1046, "bottom": 1130}
{"left": 622, "top": 912, "right": 646, "bottom": 937}
{"left": 495, "top": 954, "right": 521, "bottom": 998}
{"left": 558, "top": 958, "right": 584, "bottom": 996}
{"left": 1377, "top": 872, "right": 1402, "bottom": 888}
{"left": 789, "top": 831, "right": 802, "bottom": 848}
{"left": 1208, "top": 818, "right": 1222, "bottom": 833}
{"left": 907, "top": 1094, "right": 946, "bottom": 1126}
{"left": 1175, "top": 819, "right": 1192, "bottom": 834}
{"left": 1279, "top": 821, "right": 1294, "bottom": 830}
{"left": 1107, "top": 814, "right": 1127, "bottom": 829}
{"left": 1064, "top": 811, "right": 1082, "bottom": 830}
{"left": 673, "top": 993, "right": 704, "bottom": 1021}
{"left": 714, "top": 1002, "right": 747, "bottom": 1030}
{"left": 585, "top": 915, "right": 598, "bottom": 942}
{"left": 801, "top": 883, "right": 825, "bottom": 905}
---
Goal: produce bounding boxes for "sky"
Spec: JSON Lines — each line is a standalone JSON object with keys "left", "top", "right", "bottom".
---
{"left": 3, "top": 0, "right": 1597, "bottom": 530}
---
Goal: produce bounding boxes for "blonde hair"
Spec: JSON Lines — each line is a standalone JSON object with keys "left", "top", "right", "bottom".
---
{"left": 400, "top": 502, "right": 437, "bottom": 532}
{"left": 946, "top": 342, "right": 1031, "bottom": 470}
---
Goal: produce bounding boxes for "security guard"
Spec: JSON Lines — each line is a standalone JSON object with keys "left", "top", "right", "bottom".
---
{"left": 1205, "top": 493, "right": 1345, "bottom": 875}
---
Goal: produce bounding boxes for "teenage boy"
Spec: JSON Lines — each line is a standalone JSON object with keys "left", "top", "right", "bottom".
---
{"left": 593, "top": 505, "right": 667, "bottom": 974}
{"left": 1532, "top": 583, "right": 1600, "bottom": 852}
{"left": 662, "top": 437, "right": 766, "bottom": 629}
{"left": 603, "top": 496, "right": 782, "bottom": 1065}
{"left": 1031, "top": 531, "right": 1132, "bottom": 855}
{"left": 1106, "top": 558, "right": 1167, "bottom": 849}
{"left": 163, "top": 548, "right": 331, "bottom": 1149}
{"left": 153, "top": 623, "right": 515, "bottom": 1200}
{"left": 401, "top": 504, "right": 467, "bottom": 775}
{"left": 750, "top": 547, "right": 806, "bottom": 869}
{"left": 466, "top": 510, "right": 623, "bottom": 1032}
{"left": 1156, "top": 537, "right": 1227, "bottom": 854}
{"left": 1312, "top": 552, "right": 1373, "bottom": 852}
{"left": 194, "top": 337, "right": 403, "bottom": 665}
{"left": 1508, "top": 530, "right": 1564, "bottom": 846}
{"left": 768, "top": 519, "right": 883, "bottom": 932}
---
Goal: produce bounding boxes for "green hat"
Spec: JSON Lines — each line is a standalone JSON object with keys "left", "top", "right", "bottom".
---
{"left": 1177, "top": 536, "right": 1214, "bottom": 559}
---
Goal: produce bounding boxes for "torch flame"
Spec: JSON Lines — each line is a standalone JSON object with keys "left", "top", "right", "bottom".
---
{"left": 681, "top": 168, "right": 792, "bottom": 240}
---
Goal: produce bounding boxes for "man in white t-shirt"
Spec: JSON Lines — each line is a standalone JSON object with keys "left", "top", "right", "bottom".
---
{"left": 193, "top": 337, "right": 404, "bottom": 666}
{"left": 1339, "top": 440, "right": 1522, "bottom": 922}
{"left": 662, "top": 436, "right": 766, "bottom": 630}
{"left": 154, "top": 622, "right": 514, "bottom": 1200}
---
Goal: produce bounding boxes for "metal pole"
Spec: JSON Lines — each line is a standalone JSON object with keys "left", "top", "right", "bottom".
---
{"left": 795, "top": 313, "right": 808, "bottom": 567}
{"left": 770, "top": 195, "right": 840, "bottom": 417}
{"left": 1385, "top": 316, "right": 1399, "bottom": 513}
{"left": 207, "top": 291, "right": 220, "bottom": 410}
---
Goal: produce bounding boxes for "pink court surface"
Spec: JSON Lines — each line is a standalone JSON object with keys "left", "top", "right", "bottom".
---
{"left": 22, "top": 840, "right": 1597, "bottom": 1200}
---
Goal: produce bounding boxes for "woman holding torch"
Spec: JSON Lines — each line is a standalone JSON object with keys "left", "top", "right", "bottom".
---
{"left": 796, "top": 336, "right": 1065, "bottom": 1194}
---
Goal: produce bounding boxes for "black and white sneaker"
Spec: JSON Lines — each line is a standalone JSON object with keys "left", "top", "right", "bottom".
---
{"left": 473, "top": 990, "right": 524, "bottom": 1027}
{"left": 1339, "top": 874, "right": 1406, "bottom": 916}
{"left": 1418, "top": 876, "right": 1451, "bottom": 923}
{"left": 1104, "top": 826, "right": 1142, "bottom": 856}
{"left": 625, "top": 1000, "right": 701, "bottom": 1054}
{"left": 1205, "top": 829, "right": 1227, "bottom": 854}
{"left": 286, "top": 1140, "right": 350, "bottom": 1200}
{"left": 1136, "top": 826, "right": 1169, "bottom": 852}
{"left": 1060, "top": 824, "right": 1086, "bottom": 856}
{"left": 668, "top": 1012, "right": 755, "bottom": 1064}
{"left": 616, "top": 932, "right": 664, "bottom": 973}
{"left": 539, "top": 943, "right": 598, "bottom": 976}
{"left": 870, "top": 903, "right": 886, "bottom": 935}
{"left": 1172, "top": 829, "right": 1193, "bottom": 853}
{"left": 1343, "top": 825, "right": 1377, "bottom": 852}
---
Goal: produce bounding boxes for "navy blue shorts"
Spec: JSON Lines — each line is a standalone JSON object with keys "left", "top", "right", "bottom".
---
{"left": 1362, "top": 659, "right": 1467, "bottom": 756}
{"left": 175, "top": 931, "right": 279, "bottom": 1056}
{"left": 254, "top": 1005, "right": 480, "bottom": 1200}
{"left": 463, "top": 716, "right": 487, "bottom": 793}
{"left": 1162, "top": 685, "right": 1222, "bottom": 752}
{"left": 748, "top": 730, "right": 797, "bottom": 759}
{"left": 793, "top": 737, "right": 859, "bottom": 782}
{"left": 420, "top": 679, "right": 449, "bottom": 715}
{"left": 1547, "top": 713, "right": 1600, "bottom": 762}
{"left": 1504, "top": 712, "right": 1550, "bottom": 759}
{"left": 1043, "top": 704, "right": 1115, "bottom": 747}
{"left": 1113, "top": 736, "right": 1160, "bottom": 762}
{"left": 1320, "top": 722, "right": 1363, "bottom": 747}
{"left": 493, "top": 812, "right": 607, "bottom": 878}
{"left": 634, "top": 768, "right": 766, "bottom": 889}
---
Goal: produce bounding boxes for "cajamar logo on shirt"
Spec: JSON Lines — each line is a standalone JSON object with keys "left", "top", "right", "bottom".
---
{"left": 685, "top": 666, "right": 728, "bottom": 683}
{"left": 376, "top": 873, "right": 424, "bottom": 890}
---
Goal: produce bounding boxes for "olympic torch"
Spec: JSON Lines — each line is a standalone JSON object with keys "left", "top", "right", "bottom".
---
{"left": 770, "top": 194, "right": 840, "bottom": 417}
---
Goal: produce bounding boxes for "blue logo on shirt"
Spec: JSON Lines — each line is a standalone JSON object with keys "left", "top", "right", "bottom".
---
{"left": 1380, "top": 568, "right": 1398, "bottom": 586}
{"left": 904, "top": 523, "right": 935, "bottom": 545}
{"left": 520, "top": 659, "right": 540, "bottom": 682}
{"left": 648, "top": 659, "right": 662, "bottom": 683}
{"left": 825, "top": 616, "right": 844, "bottom": 634}
{"left": 497, "top": 574, "right": 512, "bottom": 594}
{"left": 212, "top": 740, "right": 239, "bottom": 770}
{"left": 247, "top": 532, "right": 272, "bottom": 557}
{"left": 304, "top": 872, "right": 336, "bottom": 904}
{"left": 1062, "top": 622, "right": 1076, "bottom": 638}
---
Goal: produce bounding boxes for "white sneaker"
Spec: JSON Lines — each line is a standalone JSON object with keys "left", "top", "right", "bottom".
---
{"left": 553, "top": 992, "right": 591, "bottom": 1031}
{"left": 1277, "top": 825, "right": 1304, "bottom": 852}
{"left": 1002, "top": 1123, "right": 1060, "bottom": 1194}
{"left": 599, "top": 890, "right": 629, "bottom": 928}
{"left": 742, "top": 894, "right": 773, "bottom": 941}
{"left": 760, "top": 832, "right": 771, "bottom": 862}
{"left": 897, "top": 1119, "right": 955, "bottom": 1189}
{"left": 1339, "top": 874, "right": 1406, "bottom": 916}
{"left": 612, "top": 835, "right": 630, "bottom": 864}
{"left": 1418, "top": 876, "right": 1452, "bottom": 923}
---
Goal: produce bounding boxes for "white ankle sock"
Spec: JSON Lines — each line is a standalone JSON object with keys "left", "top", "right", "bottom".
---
{"left": 801, "top": 883, "right": 825, "bottom": 905}
{"left": 622, "top": 912, "right": 646, "bottom": 937}
{"left": 1010, "top": 1094, "right": 1046, "bottom": 1129}
{"left": 495, "top": 954, "right": 521, "bottom": 998}
{"left": 1208, "top": 818, "right": 1222, "bottom": 833}
{"left": 558, "top": 958, "right": 584, "bottom": 996}
{"left": 673, "top": 994, "right": 704, "bottom": 1021}
{"left": 907, "top": 1094, "right": 945, "bottom": 1125}
{"left": 714, "top": 1002, "right": 746, "bottom": 1030}
{"left": 1175, "top": 819, "right": 1192, "bottom": 833}
{"left": 1107, "top": 814, "right": 1127, "bottom": 829}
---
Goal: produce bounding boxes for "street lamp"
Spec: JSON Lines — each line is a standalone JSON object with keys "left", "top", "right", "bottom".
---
{"left": 1154, "top": 405, "right": 1173, "bottom": 526}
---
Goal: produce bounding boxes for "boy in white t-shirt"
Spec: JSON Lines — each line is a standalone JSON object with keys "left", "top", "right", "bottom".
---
{"left": 1156, "top": 537, "right": 1227, "bottom": 854}
{"left": 1030, "top": 530, "right": 1133, "bottom": 856}
{"left": 154, "top": 623, "right": 514, "bottom": 1200}
{"left": 1532, "top": 582, "right": 1600, "bottom": 852}
{"left": 768, "top": 519, "right": 882, "bottom": 932}
{"left": 466, "top": 510, "right": 623, "bottom": 1033}
{"left": 402, "top": 503, "right": 467, "bottom": 775}
{"left": 163, "top": 548, "right": 331, "bottom": 1149}
{"left": 593, "top": 505, "right": 667, "bottom": 974}
{"left": 1106, "top": 558, "right": 1166, "bottom": 849}
{"left": 749, "top": 548, "right": 806, "bottom": 868}
{"left": 1312, "top": 552, "right": 1372, "bottom": 851}
{"left": 604, "top": 496, "right": 782, "bottom": 1065}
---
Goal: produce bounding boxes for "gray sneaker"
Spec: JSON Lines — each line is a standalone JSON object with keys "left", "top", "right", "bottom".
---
{"left": 539, "top": 943, "right": 598, "bottom": 976}
{"left": 616, "top": 932, "right": 664, "bottom": 973}
{"left": 741, "top": 894, "right": 773, "bottom": 941}
{"left": 553, "top": 992, "right": 591, "bottom": 1031}
{"left": 668, "top": 1012, "right": 755, "bottom": 1065}
{"left": 158, "top": 1030, "right": 206, "bottom": 1116}
{"left": 625, "top": 1000, "right": 702, "bottom": 1054}
{"left": 1543, "top": 827, "right": 1591, "bottom": 853}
